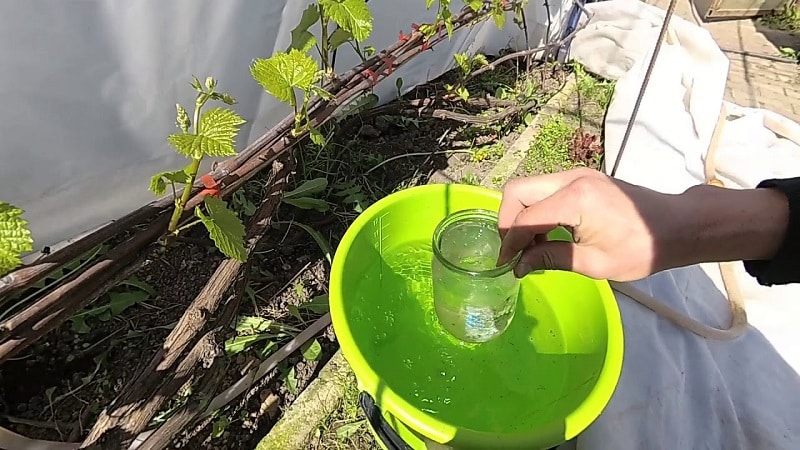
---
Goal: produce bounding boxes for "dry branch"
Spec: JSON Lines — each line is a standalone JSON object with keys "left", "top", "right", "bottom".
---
{"left": 80, "top": 156, "right": 293, "bottom": 448}
{"left": 136, "top": 269, "right": 249, "bottom": 450}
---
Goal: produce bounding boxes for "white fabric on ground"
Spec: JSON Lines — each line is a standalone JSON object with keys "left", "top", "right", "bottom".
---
{"left": 566, "top": 0, "right": 800, "bottom": 448}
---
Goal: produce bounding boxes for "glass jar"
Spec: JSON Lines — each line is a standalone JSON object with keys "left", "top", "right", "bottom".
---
{"left": 431, "top": 209, "right": 521, "bottom": 343}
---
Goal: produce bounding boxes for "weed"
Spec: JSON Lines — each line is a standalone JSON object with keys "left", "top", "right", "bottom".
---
{"left": 760, "top": 3, "right": 800, "bottom": 31}
{"left": 69, "top": 277, "right": 156, "bottom": 333}
{"left": 524, "top": 114, "right": 575, "bottom": 174}
{"left": 572, "top": 62, "right": 615, "bottom": 110}
{"left": 569, "top": 128, "right": 604, "bottom": 169}
{"left": 445, "top": 52, "right": 489, "bottom": 101}
{"left": 0, "top": 201, "right": 33, "bottom": 276}
{"left": 470, "top": 142, "right": 504, "bottom": 162}
{"left": 460, "top": 172, "right": 481, "bottom": 185}
{"left": 780, "top": 46, "right": 800, "bottom": 63}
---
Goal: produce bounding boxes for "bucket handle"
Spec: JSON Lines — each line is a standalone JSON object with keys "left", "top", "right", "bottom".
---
{"left": 359, "top": 392, "right": 414, "bottom": 450}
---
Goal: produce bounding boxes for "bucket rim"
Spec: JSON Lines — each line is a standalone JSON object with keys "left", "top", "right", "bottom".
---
{"left": 329, "top": 183, "right": 624, "bottom": 448}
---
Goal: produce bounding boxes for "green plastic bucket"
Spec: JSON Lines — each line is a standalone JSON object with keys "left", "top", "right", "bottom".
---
{"left": 329, "top": 184, "right": 624, "bottom": 450}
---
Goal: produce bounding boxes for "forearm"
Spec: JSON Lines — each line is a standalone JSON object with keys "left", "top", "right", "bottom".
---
{"left": 665, "top": 184, "right": 789, "bottom": 270}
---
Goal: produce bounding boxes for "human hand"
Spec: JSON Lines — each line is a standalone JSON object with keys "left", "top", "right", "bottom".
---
{"left": 496, "top": 168, "right": 686, "bottom": 282}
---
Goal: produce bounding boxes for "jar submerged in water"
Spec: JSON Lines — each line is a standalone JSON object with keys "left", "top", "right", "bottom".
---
{"left": 431, "top": 209, "right": 522, "bottom": 343}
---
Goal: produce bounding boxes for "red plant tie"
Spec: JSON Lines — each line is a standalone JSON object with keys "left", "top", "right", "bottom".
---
{"left": 362, "top": 68, "right": 379, "bottom": 85}
{"left": 198, "top": 174, "right": 221, "bottom": 198}
{"left": 381, "top": 56, "right": 394, "bottom": 75}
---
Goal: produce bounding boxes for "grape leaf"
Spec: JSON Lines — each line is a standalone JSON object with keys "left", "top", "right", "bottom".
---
{"left": 288, "top": 4, "right": 320, "bottom": 53}
{"left": 196, "top": 196, "right": 247, "bottom": 262}
{"left": 464, "top": 0, "right": 483, "bottom": 11}
{"left": 328, "top": 28, "right": 352, "bottom": 50}
{"left": 168, "top": 108, "right": 245, "bottom": 159}
{"left": 0, "top": 202, "right": 33, "bottom": 277}
{"left": 319, "top": 0, "right": 373, "bottom": 42}
{"left": 149, "top": 169, "right": 192, "bottom": 196}
{"left": 251, "top": 49, "right": 320, "bottom": 105}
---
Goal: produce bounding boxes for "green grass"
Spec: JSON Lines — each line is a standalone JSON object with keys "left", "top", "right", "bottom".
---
{"left": 573, "top": 62, "right": 615, "bottom": 110}
{"left": 760, "top": 3, "right": 800, "bottom": 31}
{"left": 312, "top": 381, "right": 377, "bottom": 449}
{"left": 523, "top": 114, "right": 575, "bottom": 174}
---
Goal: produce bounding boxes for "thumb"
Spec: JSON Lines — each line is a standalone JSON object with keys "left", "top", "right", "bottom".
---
{"left": 514, "top": 240, "right": 579, "bottom": 278}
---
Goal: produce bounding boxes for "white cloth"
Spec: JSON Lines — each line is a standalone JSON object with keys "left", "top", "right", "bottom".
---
{"left": 0, "top": 0, "right": 570, "bottom": 252}
{"left": 567, "top": 1, "right": 800, "bottom": 448}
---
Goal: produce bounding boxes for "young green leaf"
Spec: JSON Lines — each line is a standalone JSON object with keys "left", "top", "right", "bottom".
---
{"left": 328, "top": 28, "right": 353, "bottom": 50}
{"left": 290, "top": 222, "right": 334, "bottom": 265}
{"left": 211, "top": 416, "right": 229, "bottom": 439}
{"left": 119, "top": 277, "right": 157, "bottom": 296}
{"left": 282, "top": 197, "right": 330, "bottom": 212}
{"left": 251, "top": 50, "right": 320, "bottom": 105}
{"left": 454, "top": 53, "right": 470, "bottom": 74}
{"left": 224, "top": 334, "right": 269, "bottom": 355}
{"left": 209, "top": 92, "right": 238, "bottom": 105}
{"left": 196, "top": 196, "right": 248, "bottom": 262}
{"left": 491, "top": 0, "right": 506, "bottom": 29}
{"left": 301, "top": 339, "right": 322, "bottom": 361}
{"left": 336, "top": 420, "right": 365, "bottom": 439}
{"left": 465, "top": 0, "right": 483, "bottom": 12}
{"left": 287, "top": 304, "right": 303, "bottom": 321}
{"left": 299, "top": 294, "right": 330, "bottom": 314}
{"left": 108, "top": 290, "right": 150, "bottom": 316}
{"left": 190, "top": 75, "right": 203, "bottom": 92}
{"left": 70, "top": 316, "right": 91, "bottom": 334}
{"left": 456, "top": 86, "right": 470, "bottom": 101}
{"left": 168, "top": 108, "right": 245, "bottom": 159}
{"left": 234, "top": 316, "right": 274, "bottom": 335}
{"left": 288, "top": 4, "right": 321, "bottom": 53}
{"left": 284, "top": 366, "right": 298, "bottom": 393}
{"left": 472, "top": 54, "right": 489, "bottom": 67}
{"left": 149, "top": 169, "right": 192, "bottom": 196}
{"left": 319, "top": 0, "right": 373, "bottom": 42}
{"left": 284, "top": 178, "right": 328, "bottom": 199}
{"left": 309, "top": 127, "right": 327, "bottom": 147}
{"left": 426, "top": 0, "right": 437, "bottom": 8}
{"left": 0, "top": 202, "right": 33, "bottom": 277}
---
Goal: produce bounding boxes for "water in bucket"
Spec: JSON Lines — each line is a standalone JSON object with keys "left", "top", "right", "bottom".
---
{"left": 431, "top": 209, "right": 521, "bottom": 343}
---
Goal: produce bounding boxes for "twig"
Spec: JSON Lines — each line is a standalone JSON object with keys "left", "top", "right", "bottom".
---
{"left": 0, "top": 222, "right": 162, "bottom": 363}
{"left": 81, "top": 156, "right": 293, "bottom": 448}
{"left": 201, "top": 313, "right": 332, "bottom": 415}
{"left": 135, "top": 269, "right": 249, "bottom": 450}
{"left": 1, "top": 415, "right": 76, "bottom": 431}
{"left": 366, "top": 150, "right": 474, "bottom": 175}
{"left": 468, "top": 21, "right": 587, "bottom": 80}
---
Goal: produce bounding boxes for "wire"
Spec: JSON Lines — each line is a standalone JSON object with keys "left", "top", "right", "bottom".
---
{"left": 609, "top": 0, "right": 679, "bottom": 177}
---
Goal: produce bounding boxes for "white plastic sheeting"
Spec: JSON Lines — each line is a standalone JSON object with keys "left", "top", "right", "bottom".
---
{"left": 566, "top": 1, "right": 800, "bottom": 448}
{"left": 0, "top": 0, "right": 570, "bottom": 252}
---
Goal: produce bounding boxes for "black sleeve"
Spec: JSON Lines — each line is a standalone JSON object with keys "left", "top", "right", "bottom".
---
{"left": 743, "top": 177, "right": 800, "bottom": 286}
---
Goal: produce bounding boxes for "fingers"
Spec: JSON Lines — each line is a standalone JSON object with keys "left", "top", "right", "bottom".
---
{"left": 498, "top": 168, "right": 600, "bottom": 238}
{"left": 497, "top": 186, "right": 579, "bottom": 265}
{"left": 514, "top": 240, "right": 579, "bottom": 278}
